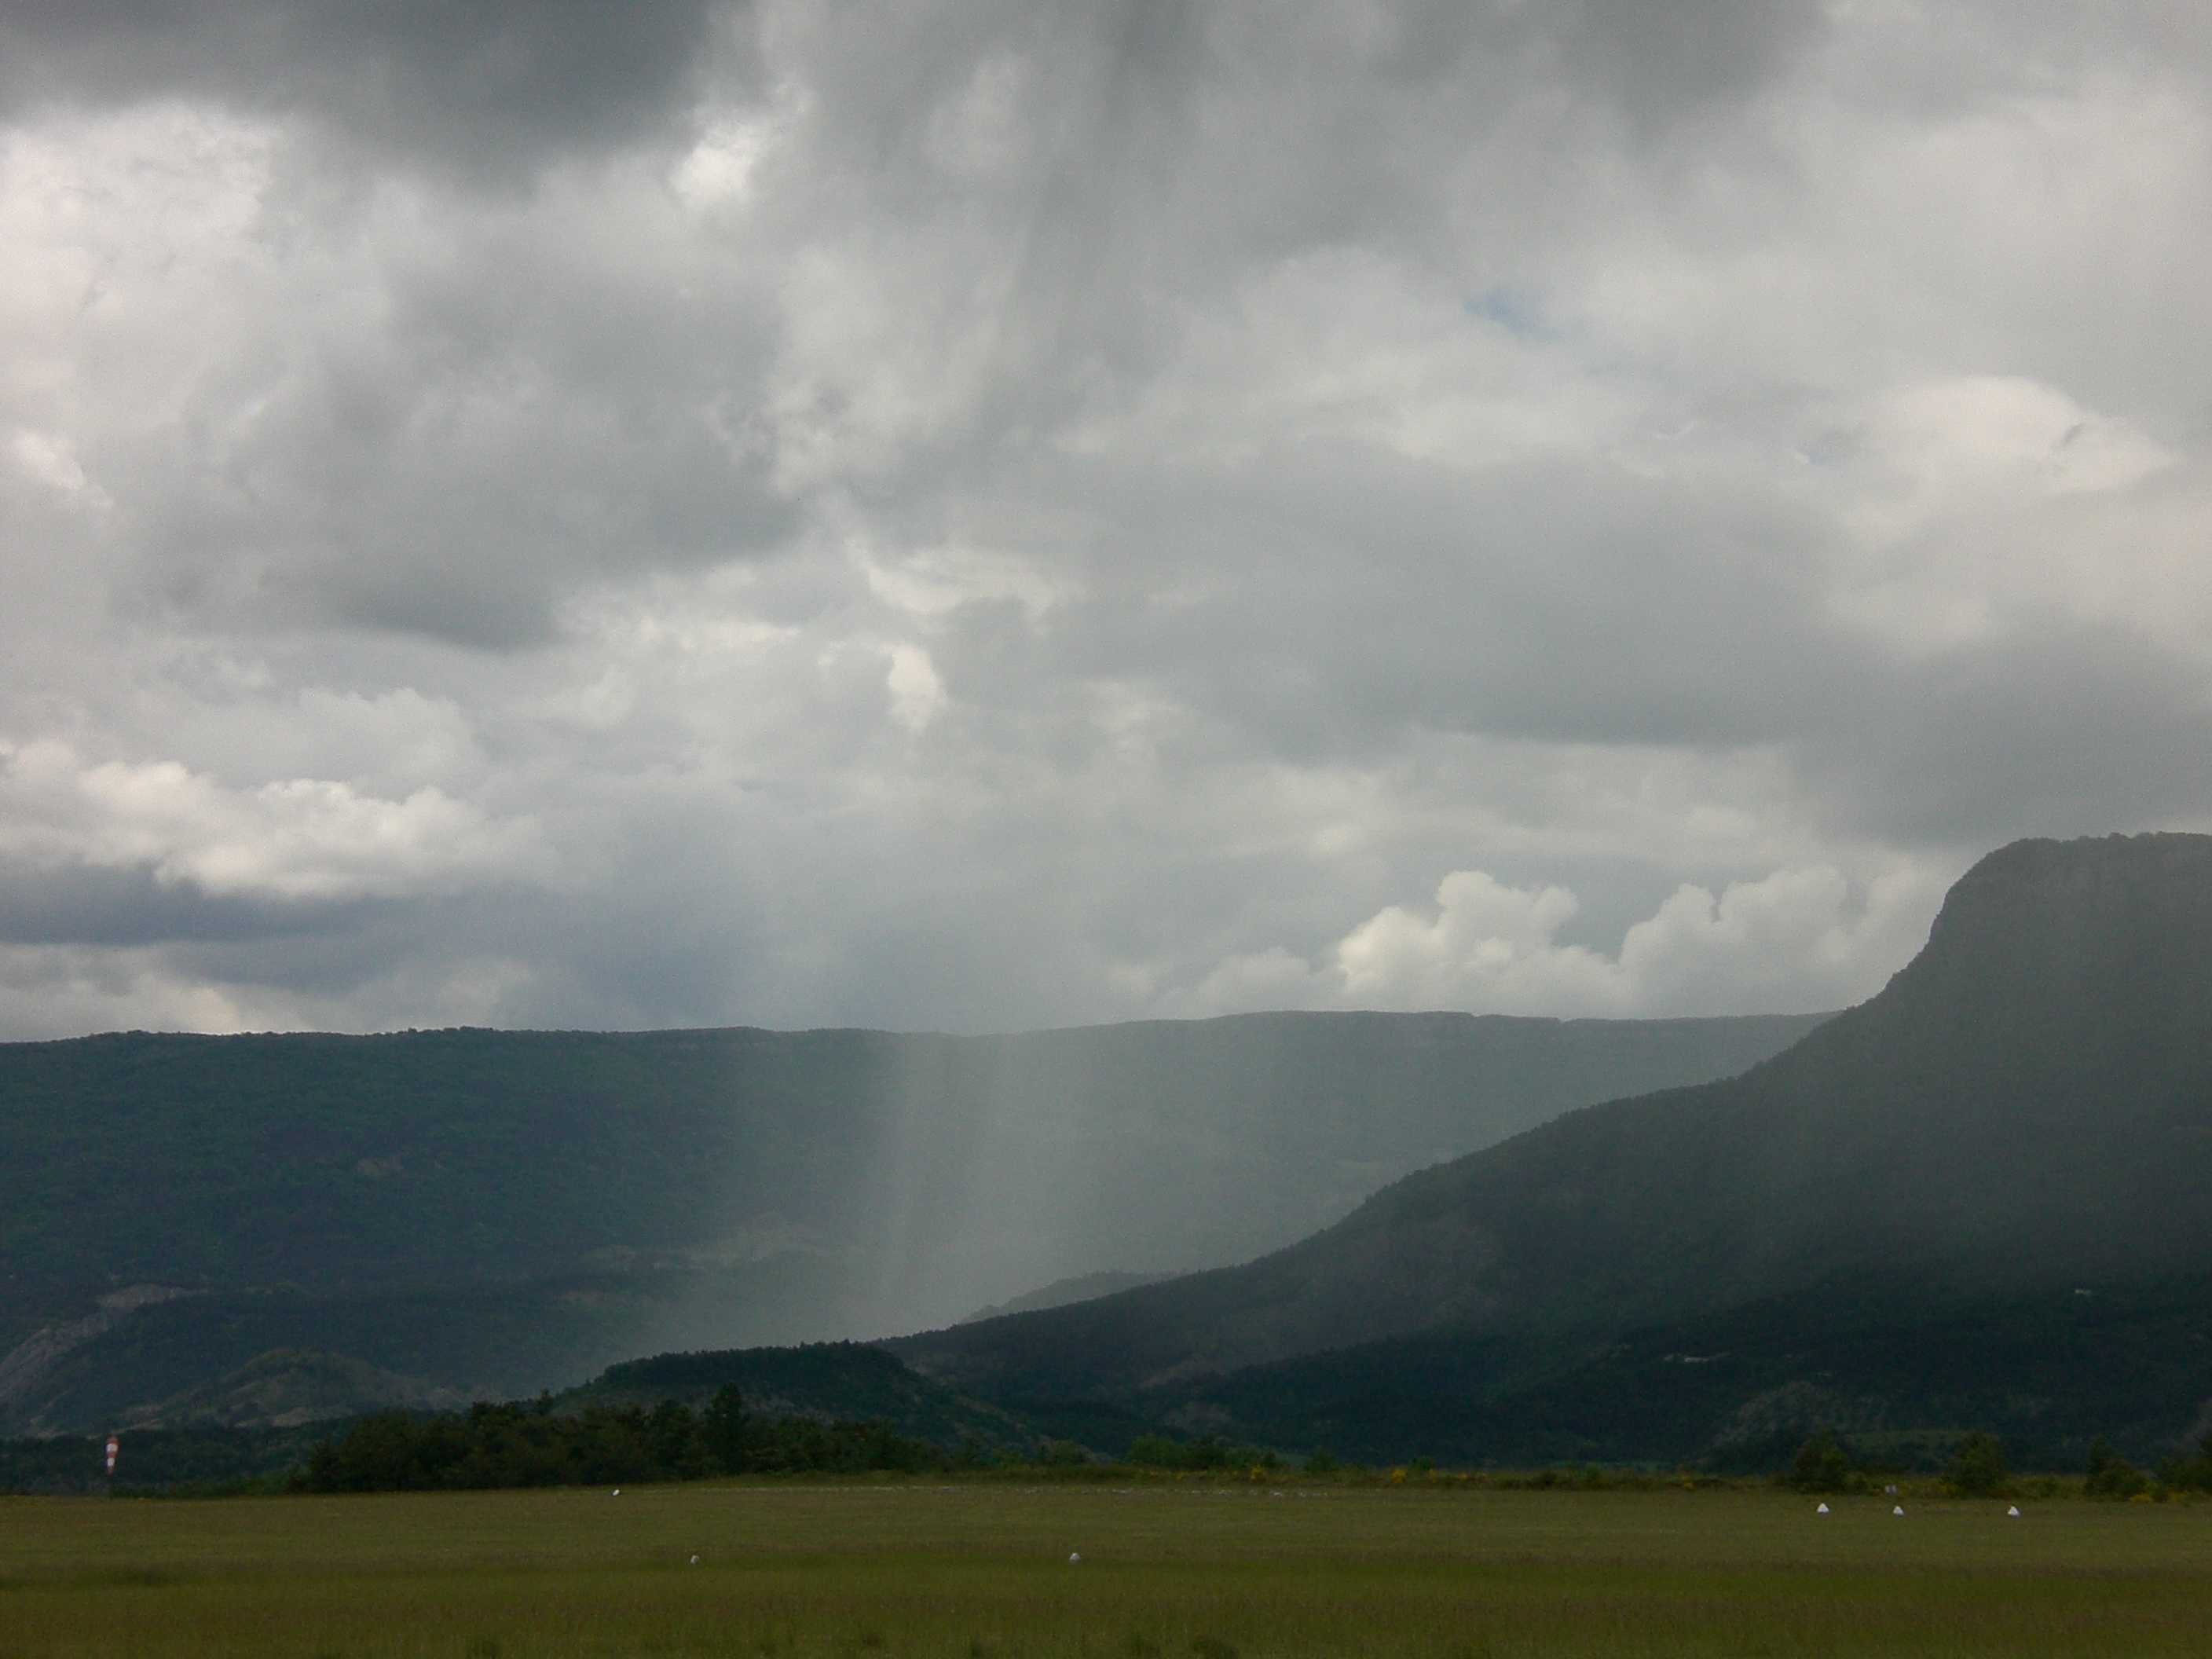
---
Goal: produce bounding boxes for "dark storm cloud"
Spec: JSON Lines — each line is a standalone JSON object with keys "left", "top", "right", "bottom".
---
{"left": 0, "top": 0, "right": 750, "bottom": 182}
{"left": 97, "top": 170, "right": 793, "bottom": 649}
{"left": 1539, "top": 0, "right": 1824, "bottom": 130}
{"left": 0, "top": 864, "right": 361, "bottom": 947}
{"left": 156, "top": 891, "right": 520, "bottom": 1000}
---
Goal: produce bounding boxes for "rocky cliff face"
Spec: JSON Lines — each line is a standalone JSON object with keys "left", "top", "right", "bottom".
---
{"left": 0, "top": 1286, "right": 197, "bottom": 1434}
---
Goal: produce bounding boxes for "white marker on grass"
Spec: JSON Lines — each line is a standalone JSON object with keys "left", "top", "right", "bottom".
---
{"left": 1068, "top": 1552, "right": 1081, "bottom": 1565}
{"left": 2007, "top": 1505, "right": 2020, "bottom": 1518}
{"left": 1815, "top": 1502, "right": 1829, "bottom": 1514}
{"left": 1892, "top": 1505, "right": 1905, "bottom": 1517}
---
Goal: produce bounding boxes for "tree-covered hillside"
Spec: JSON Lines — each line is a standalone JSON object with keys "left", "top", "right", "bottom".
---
{"left": 0, "top": 1009, "right": 1820, "bottom": 1431}
{"left": 894, "top": 835, "right": 2212, "bottom": 1465}
{"left": 566, "top": 1341, "right": 1031, "bottom": 1450}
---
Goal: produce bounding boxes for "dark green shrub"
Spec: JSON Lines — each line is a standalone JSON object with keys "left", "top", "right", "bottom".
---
{"left": 1946, "top": 1431, "right": 2009, "bottom": 1496}
{"left": 953, "top": 1433, "right": 995, "bottom": 1470}
{"left": 1126, "top": 1435, "right": 1269, "bottom": 1472}
{"left": 2085, "top": 1436, "right": 2149, "bottom": 1499}
{"left": 701, "top": 1385, "right": 747, "bottom": 1475}
{"left": 2155, "top": 1434, "right": 2212, "bottom": 1493}
{"left": 1788, "top": 1430, "right": 1851, "bottom": 1493}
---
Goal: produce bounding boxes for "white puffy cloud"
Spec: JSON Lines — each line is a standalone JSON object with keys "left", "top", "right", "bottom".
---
{"left": 1181, "top": 861, "right": 1952, "bottom": 1020}
{"left": 0, "top": 738, "right": 545, "bottom": 903}
{"left": 1340, "top": 873, "right": 1598, "bottom": 1010}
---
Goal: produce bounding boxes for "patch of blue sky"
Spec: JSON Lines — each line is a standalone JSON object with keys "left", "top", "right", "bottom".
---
{"left": 1463, "top": 285, "right": 1558, "bottom": 340}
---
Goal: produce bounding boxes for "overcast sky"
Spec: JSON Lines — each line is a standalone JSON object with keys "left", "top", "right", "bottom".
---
{"left": 0, "top": 0, "right": 2207, "bottom": 1041}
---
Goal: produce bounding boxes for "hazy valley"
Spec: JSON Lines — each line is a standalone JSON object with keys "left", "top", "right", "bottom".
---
{"left": 9, "top": 832, "right": 2211, "bottom": 1481}
{"left": 0, "top": 1007, "right": 1818, "bottom": 1434}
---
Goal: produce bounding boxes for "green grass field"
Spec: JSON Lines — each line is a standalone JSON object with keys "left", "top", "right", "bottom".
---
{"left": 3, "top": 1482, "right": 2208, "bottom": 1657}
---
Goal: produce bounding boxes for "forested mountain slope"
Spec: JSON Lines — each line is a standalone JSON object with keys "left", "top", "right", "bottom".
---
{"left": 895, "top": 835, "right": 2212, "bottom": 1463}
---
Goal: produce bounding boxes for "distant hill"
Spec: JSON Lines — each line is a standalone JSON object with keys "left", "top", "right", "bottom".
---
{"left": 563, "top": 1342, "right": 1033, "bottom": 1451}
{"left": 0, "top": 1342, "right": 1028, "bottom": 1495}
{"left": 893, "top": 834, "right": 2212, "bottom": 1467}
{"left": 0, "top": 1009, "right": 1820, "bottom": 1432}
{"left": 959, "top": 1271, "right": 1176, "bottom": 1324}
{"left": 126, "top": 1349, "right": 466, "bottom": 1430}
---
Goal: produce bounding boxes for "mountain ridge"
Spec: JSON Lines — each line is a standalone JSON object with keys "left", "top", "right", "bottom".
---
{"left": 0, "top": 1008, "right": 1824, "bottom": 1432}
{"left": 892, "top": 833, "right": 2212, "bottom": 1460}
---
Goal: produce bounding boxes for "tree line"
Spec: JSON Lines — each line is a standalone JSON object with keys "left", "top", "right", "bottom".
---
{"left": 292, "top": 1386, "right": 946, "bottom": 1492}
{"left": 1786, "top": 1427, "right": 2212, "bottom": 1499}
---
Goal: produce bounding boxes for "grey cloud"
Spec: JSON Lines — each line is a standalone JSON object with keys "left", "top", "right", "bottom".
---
{"left": 161, "top": 890, "right": 507, "bottom": 987}
{"left": 1539, "top": 0, "right": 1826, "bottom": 130}
{"left": 925, "top": 443, "right": 1860, "bottom": 760}
{"left": 0, "top": 0, "right": 749, "bottom": 183}
{"left": 955, "top": 457, "right": 2212, "bottom": 859}
{"left": 774, "top": 0, "right": 1832, "bottom": 479}
{"left": 2, "top": 0, "right": 2208, "bottom": 1042}
{"left": 101, "top": 185, "right": 793, "bottom": 649}
{"left": 0, "top": 864, "right": 365, "bottom": 948}
{"left": 1803, "top": 624, "right": 2212, "bottom": 847}
{"left": 793, "top": 0, "right": 1824, "bottom": 192}
{"left": 1827, "top": 2, "right": 2212, "bottom": 115}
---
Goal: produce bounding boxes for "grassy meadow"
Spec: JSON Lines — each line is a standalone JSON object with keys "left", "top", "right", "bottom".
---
{"left": 3, "top": 1481, "right": 2209, "bottom": 1657}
